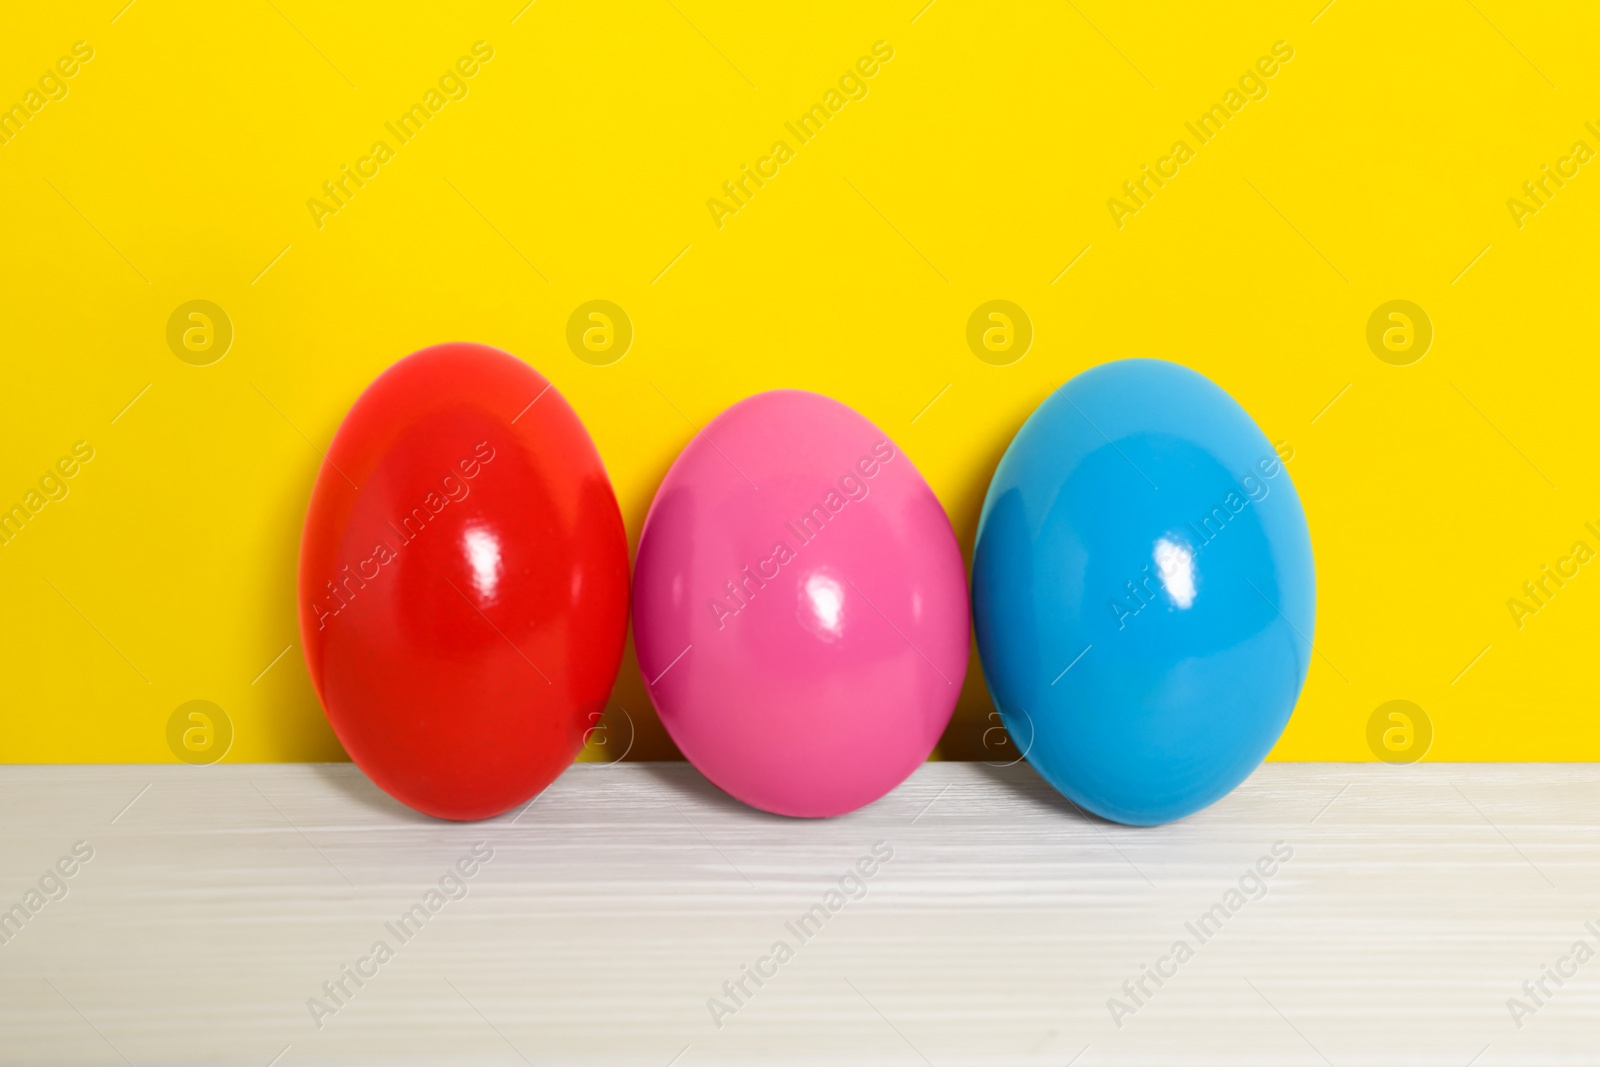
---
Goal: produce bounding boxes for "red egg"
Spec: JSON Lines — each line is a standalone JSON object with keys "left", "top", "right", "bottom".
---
{"left": 298, "top": 343, "right": 629, "bottom": 820}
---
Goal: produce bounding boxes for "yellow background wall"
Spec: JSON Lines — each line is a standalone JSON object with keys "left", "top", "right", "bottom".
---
{"left": 2, "top": 0, "right": 1596, "bottom": 765}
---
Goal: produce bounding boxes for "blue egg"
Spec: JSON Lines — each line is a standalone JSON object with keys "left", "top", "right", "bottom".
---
{"left": 972, "top": 359, "right": 1315, "bottom": 825}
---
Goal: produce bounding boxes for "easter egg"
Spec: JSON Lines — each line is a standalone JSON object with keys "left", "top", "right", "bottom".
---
{"left": 298, "top": 343, "right": 629, "bottom": 821}
{"left": 972, "top": 359, "right": 1315, "bottom": 825}
{"left": 632, "top": 390, "right": 968, "bottom": 817}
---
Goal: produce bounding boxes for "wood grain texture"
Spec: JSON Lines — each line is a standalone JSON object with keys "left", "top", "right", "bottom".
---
{"left": 1, "top": 762, "right": 1596, "bottom": 1065}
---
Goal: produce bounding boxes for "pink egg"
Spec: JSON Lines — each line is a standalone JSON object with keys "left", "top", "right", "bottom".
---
{"left": 633, "top": 390, "right": 969, "bottom": 817}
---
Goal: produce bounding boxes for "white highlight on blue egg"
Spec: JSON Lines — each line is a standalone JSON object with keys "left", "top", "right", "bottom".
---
{"left": 1153, "top": 537, "right": 1196, "bottom": 609}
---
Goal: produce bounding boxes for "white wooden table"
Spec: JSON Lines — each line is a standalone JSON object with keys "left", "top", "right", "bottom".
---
{"left": 1, "top": 762, "right": 1595, "bottom": 1065}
